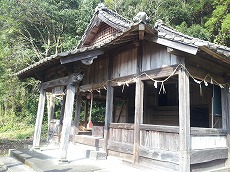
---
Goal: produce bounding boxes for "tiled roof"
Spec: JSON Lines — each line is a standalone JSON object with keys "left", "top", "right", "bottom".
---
{"left": 77, "top": 4, "right": 132, "bottom": 48}
{"left": 16, "top": 6, "right": 230, "bottom": 79}
{"left": 154, "top": 20, "right": 230, "bottom": 58}
{"left": 15, "top": 24, "right": 139, "bottom": 78}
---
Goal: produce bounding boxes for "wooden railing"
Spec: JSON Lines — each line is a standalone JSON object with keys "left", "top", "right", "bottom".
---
{"left": 109, "top": 123, "right": 134, "bottom": 144}
{"left": 140, "top": 124, "right": 179, "bottom": 152}
{"left": 190, "top": 127, "right": 227, "bottom": 150}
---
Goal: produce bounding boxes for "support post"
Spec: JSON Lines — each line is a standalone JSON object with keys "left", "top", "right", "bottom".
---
{"left": 103, "top": 82, "right": 114, "bottom": 153}
{"left": 178, "top": 68, "right": 190, "bottom": 172}
{"left": 59, "top": 80, "right": 76, "bottom": 161}
{"left": 84, "top": 100, "right": 88, "bottom": 128}
{"left": 47, "top": 94, "right": 55, "bottom": 133}
{"left": 222, "top": 87, "right": 230, "bottom": 166}
{"left": 73, "top": 91, "right": 82, "bottom": 143}
{"left": 58, "top": 95, "right": 66, "bottom": 143}
{"left": 33, "top": 85, "right": 46, "bottom": 148}
{"left": 133, "top": 78, "right": 144, "bottom": 163}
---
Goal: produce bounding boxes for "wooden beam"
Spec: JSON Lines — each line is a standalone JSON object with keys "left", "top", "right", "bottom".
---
{"left": 140, "top": 124, "right": 179, "bottom": 133}
{"left": 133, "top": 78, "right": 144, "bottom": 163}
{"left": 139, "top": 147, "right": 179, "bottom": 164}
{"left": 73, "top": 91, "right": 82, "bottom": 143}
{"left": 59, "top": 80, "right": 76, "bottom": 161}
{"left": 222, "top": 87, "right": 230, "bottom": 167}
{"left": 42, "top": 73, "right": 83, "bottom": 90}
{"left": 108, "top": 141, "right": 133, "bottom": 154}
{"left": 33, "top": 86, "right": 46, "bottom": 148}
{"left": 191, "top": 127, "right": 227, "bottom": 136}
{"left": 103, "top": 82, "right": 114, "bottom": 153}
{"left": 110, "top": 123, "right": 134, "bottom": 130}
{"left": 178, "top": 67, "right": 190, "bottom": 172}
{"left": 150, "top": 37, "right": 198, "bottom": 55}
{"left": 199, "top": 46, "right": 230, "bottom": 65}
{"left": 139, "top": 24, "right": 145, "bottom": 40}
{"left": 60, "top": 50, "right": 104, "bottom": 65}
{"left": 42, "top": 76, "right": 69, "bottom": 90}
{"left": 187, "top": 65, "right": 227, "bottom": 84}
{"left": 190, "top": 148, "right": 228, "bottom": 164}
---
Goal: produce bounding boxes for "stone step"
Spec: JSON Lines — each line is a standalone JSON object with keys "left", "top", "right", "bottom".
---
{"left": 86, "top": 150, "right": 107, "bottom": 160}
{"left": 0, "top": 156, "right": 35, "bottom": 172}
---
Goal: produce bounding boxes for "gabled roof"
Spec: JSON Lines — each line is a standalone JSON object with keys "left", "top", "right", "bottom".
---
{"left": 16, "top": 4, "right": 230, "bottom": 80}
{"left": 77, "top": 4, "right": 132, "bottom": 48}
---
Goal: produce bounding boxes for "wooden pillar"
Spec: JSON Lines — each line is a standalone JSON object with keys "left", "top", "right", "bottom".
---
{"left": 73, "top": 91, "right": 82, "bottom": 143}
{"left": 59, "top": 82, "right": 76, "bottom": 161}
{"left": 103, "top": 82, "right": 114, "bottom": 153}
{"left": 33, "top": 85, "right": 46, "bottom": 148}
{"left": 58, "top": 95, "right": 66, "bottom": 143}
{"left": 178, "top": 68, "right": 190, "bottom": 172}
{"left": 84, "top": 100, "right": 88, "bottom": 128}
{"left": 222, "top": 87, "right": 230, "bottom": 166}
{"left": 133, "top": 78, "right": 144, "bottom": 163}
{"left": 47, "top": 94, "right": 55, "bottom": 131}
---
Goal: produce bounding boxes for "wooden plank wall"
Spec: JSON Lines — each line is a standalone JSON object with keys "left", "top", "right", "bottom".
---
{"left": 112, "top": 48, "right": 137, "bottom": 79}
{"left": 140, "top": 130, "right": 179, "bottom": 151}
{"left": 142, "top": 42, "right": 181, "bottom": 72}
{"left": 82, "top": 55, "right": 109, "bottom": 85}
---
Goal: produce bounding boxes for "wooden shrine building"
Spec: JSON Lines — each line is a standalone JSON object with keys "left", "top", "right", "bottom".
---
{"left": 16, "top": 4, "right": 230, "bottom": 172}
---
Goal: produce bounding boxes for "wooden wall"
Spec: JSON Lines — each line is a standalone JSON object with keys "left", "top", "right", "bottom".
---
{"left": 82, "top": 55, "right": 109, "bottom": 85}
{"left": 142, "top": 42, "right": 181, "bottom": 72}
{"left": 111, "top": 47, "right": 137, "bottom": 79}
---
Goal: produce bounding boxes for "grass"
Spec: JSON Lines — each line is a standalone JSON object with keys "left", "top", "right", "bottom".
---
{"left": 0, "top": 126, "right": 34, "bottom": 140}
{"left": 0, "top": 121, "right": 48, "bottom": 140}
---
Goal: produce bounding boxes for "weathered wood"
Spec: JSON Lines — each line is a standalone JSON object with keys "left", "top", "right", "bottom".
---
{"left": 140, "top": 130, "right": 179, "bottom": 151}
{"left": 42, "top": 76, "right": 69, "bottom": 90}
{"left": 187, "top": 65, "right": 226, "bottom": 84}
{"left": 59, "top": 82, "right": 76, "bottom": 161}
{"left": 140, "top": 124, "right": 179, "bottom": 133}
{"left": 33, "top": 86, "right": 46, "bottom": 148}
{"left": 74, "top": 135, "right": 104, "bottom": 148}
{"left": 199, "top": 46, "right": 230, "bottom": 65}
{"left": 150, "top": 37, "right": 198, "bottom": 55}
{"left": 141, "top": 65, "right": 179, "bottom": 80}
{"left": 42, "top": 73, "right": 82, "bottom": 90}
{"left": 191, "top": 135, "right": 227, "bottom": 149}
{"left": 139, "top": 156, "right": 179, "bottom": 172}
{"left": 191, "top": 127, "right": 227, "bottom": 136}
{"left": 110, "top": 123, "right": 134, "bottom": 129}
{"left": 109, "top": 127, "right": 134, "bottom": 144}
{"left": 190, "top": 148, "right": 228, "bottom": 164}
{"left": 108, "top": 141, "right": 133, "bottom": 154}
{"left": 60, "top": 50, "right": 104, "bottom": 64}
{"left": 47, "top": 94, "right": 55, "bottom": 135}
{"left": 84, "top": 100, "right": 88, "bottom": 128}
{"left": 58, "top": 95, "right": 66, "bottom": 143}
{"left": 133, "top": 78, "right": 144, "bottom": 163}
{"left": 139, "top": 147, "right": 179, "bottom": 164}
{"left": 112, "top": 48, "right": 137, "bottom": 79}
{"left": 139, "top": 24, "right": 145, "bottom": 40}
{"left": 191, "top": 159, "right": 226, "bottom": 172}
{"left": 222, "top": 87, "right": 230, "bottom": 167}
{"left": 178, "top": 67, "right": 190, "bottom": 172}
{"left": 103, "top": 82, "right": 114, "bottom": 152}
{"left": 73, "top": 92, "right": 82, "bottom": 143}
